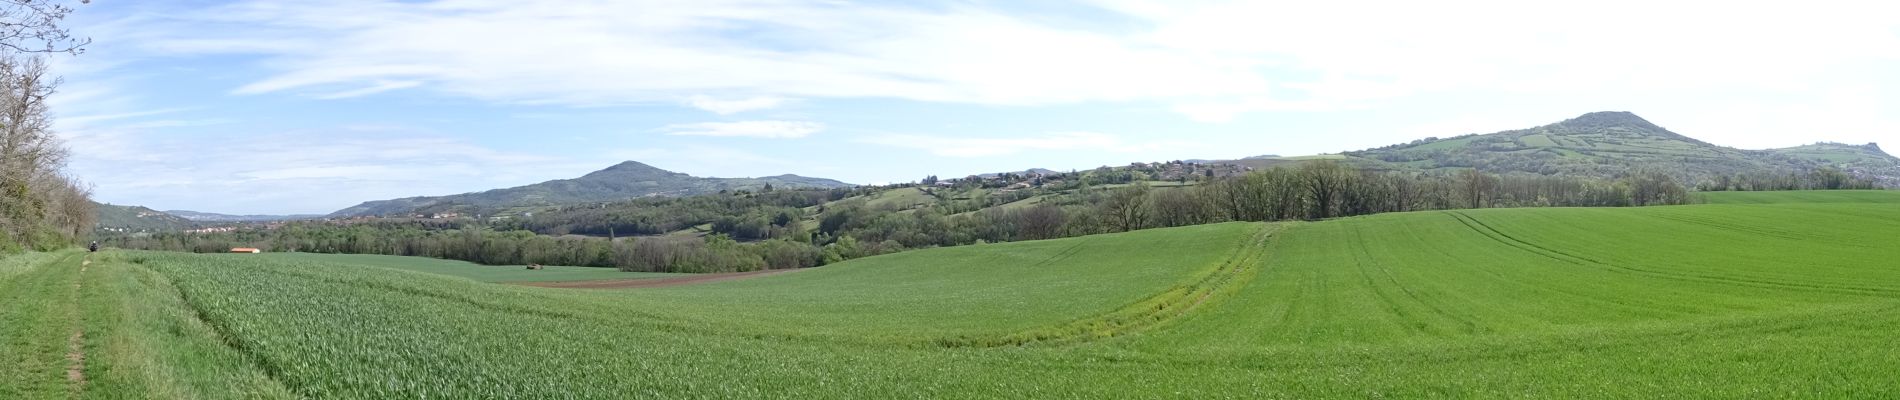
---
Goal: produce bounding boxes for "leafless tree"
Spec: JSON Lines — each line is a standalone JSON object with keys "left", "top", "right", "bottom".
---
{"left": 0, "top": 0, "right": 89, "bottom": 54}
{"left": 1299, "top": 161, "right": 1351, "bottom": 219}
{"left": 0, "top": 54, "right": 58, "bottom": 180}
{"left": 1101, "top": 184, "right": 1150, "bottom": 232}
{"left": 1457, "top": 168, "right": 1499, "bottom": 209}
{"left": 0, "top": 0, "right": 94, "bottom": 247}
{"left": 1016, "top": 205, "right": 1066, "bottom": 240}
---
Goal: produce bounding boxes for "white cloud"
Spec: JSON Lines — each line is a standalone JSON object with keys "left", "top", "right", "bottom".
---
{"left": 599, "top": 145, "right": 831, "bottom": 182}
{"left": 61, "top": 126, "right": 611, "bottom": 214}
{"left": 317, "top": 80, "right": 423, "bottom": 99}
{"left": 94, "top": 0, "right": 1900, "bottom": 125}
{"left": 860, "top": 131, "right": 1188, "bottom": 157}
{"left": 1171, "top": 96, "right": 1350, "bottom": 123}
{"left": 686, "top": 95, "right": 788, "bottom": 114}
{"left": 56, "top": 108, "right": 192, "bottom": 128}
{"left": 659, "top": 120, "right": 823, "bottom": 139}
{"left": 113, "top": 1, "right": 1269, "bottom": 112}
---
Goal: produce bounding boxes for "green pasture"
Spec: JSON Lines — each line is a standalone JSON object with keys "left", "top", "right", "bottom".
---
{"left": 5, "top": 191, "right": 1898, "bottom": 398}
{"left": 255, "top": 252, "right": 682, "bottom": 283}
{"left": 1698, "top": 189, "right": 1900, "bottom": 204}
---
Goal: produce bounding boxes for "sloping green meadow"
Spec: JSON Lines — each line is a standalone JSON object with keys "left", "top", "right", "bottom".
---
{"left": 1699, "top": 189, "right": 1900, "bottom": 204}
{"left": 6, "top": 191, "right": 1899, "bottom": 398}
{"left": 250, "top": 252, "right": 685, "bottom": 283}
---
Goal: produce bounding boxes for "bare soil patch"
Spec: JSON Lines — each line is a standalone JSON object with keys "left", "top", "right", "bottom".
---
{"left": 67, "top": 254, "right": 91, "bottom": 389}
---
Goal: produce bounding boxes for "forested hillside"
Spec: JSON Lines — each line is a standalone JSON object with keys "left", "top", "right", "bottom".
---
{"left": 94, "top": 204, "right": 193, "bottom": 233}
{"left": 101, "top": 110, "right": 1892, "bottom": 272}
{"left": 1762, "top": 142, "right": 1899, "bottom": 186}
{"left": 165, "top": 210, "right": 322, "bottom": 222}
{"left": 112, "top": 161, "right": 1707, "bottom": 272}
{"left": 329, "top": 161, "right": 852, "bottom": 217}
{"left": 0, "top": 52, "right": 93, "bottom": 252}
{"left": 1336, "top": 111, "right": 1896, "bottom": 186}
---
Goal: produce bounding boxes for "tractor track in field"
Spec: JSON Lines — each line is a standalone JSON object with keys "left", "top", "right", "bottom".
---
{"left": 516, "top": 269, "right": 800, "bottom": 289}
{"left": 1448, "top": 211, "right": 1896, "bottom": 296}
{"left": 66, "top": 254, "right": 91, "bottom": 393}
{"left": 937, "top": 223, "right": 1282, "bottom": 348}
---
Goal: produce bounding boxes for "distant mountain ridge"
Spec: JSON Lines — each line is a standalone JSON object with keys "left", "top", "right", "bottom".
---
{"left": 165, "top": 210, "right": 324, "bottom": 222}
{"left": 1293, "top": 111, "right": 1900, "bottom": 186}
{"left": 329, "top": 161, "right": 854, "bottom": 217}
{"left": 322, "top": 113, "right": 1889, "bottom": 219}
{"left": 95, "top": 204, "right": 195, "bottom": 233}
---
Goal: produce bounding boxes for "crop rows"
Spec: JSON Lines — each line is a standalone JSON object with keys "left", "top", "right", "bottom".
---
{"left": 14, "top": 191, "right": 1899, "bottom": 398}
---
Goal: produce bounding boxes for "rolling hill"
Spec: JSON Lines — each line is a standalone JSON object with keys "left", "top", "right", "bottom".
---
{"left": 93, "top": 204, "right": 194, "bottom": 233}
{"left": 325, "top": 111, "right": 1889, "bottom": 220}
{"left": 13, "top": 192, "right": 1900, "bottom": 397}
{"left": 1761, "top": 142, "right": 1899, "bottom": 185}
{"left": 329, "top": 161, "right": 854, "bottom": 217}
{"left": 1263, "top": 111, "right": 1900, "bottom": 185}
{"left": 164, "top": 210, "right": 324, "bottom": 222}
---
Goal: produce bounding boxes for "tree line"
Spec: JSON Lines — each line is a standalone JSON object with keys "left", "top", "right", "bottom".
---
{"left": 1694, "top": 168, "right": 1879, "bottom": 192}
{"left": 106, "top": 161, "right": 1713, "bottom": 272}
{"left": 1, "top": 1, "right": 95, "bottom": 253}
{"left": 103, "top": 219, "right": 848, "bottom": 273}
{"left": 1, "top": 54, "right": 92, "bottom": 251}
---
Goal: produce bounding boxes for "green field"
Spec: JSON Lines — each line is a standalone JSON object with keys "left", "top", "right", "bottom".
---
{"left": 1698, "top": 189, "right": 1900, "bottom": 204}
{"left": 252, "top": 252, "right": 684, "bottom": 283}
{"left": 5, "top": 191, "right": 1899, "bottom": 398}
{"left": 862, "top": 187, "right": 938, "bottom": 209}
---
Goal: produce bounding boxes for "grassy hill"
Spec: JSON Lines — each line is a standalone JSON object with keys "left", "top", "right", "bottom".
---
{"left": 329, "top": 161, "right": 853, "bottom": 217}
{"left": 9, "top": 191, "right": 1899, "bottom": 397}
{"left": 1761, "top": 142, "right": 1899, "bottom": 185}
{"left": 1328, "top": 111, "right": 1898, "bottom": 185}
{"left": 1699, "top": 189, "right": 1900, "bottom": 204}
{"left": 254, "top": 253, "right": 684, "bottom": 283}
{"left": 321, "top": 111, "right": 1891, "bottom": 223}
{"left": 93, "top": 204, "right": 194, "bottom": 233}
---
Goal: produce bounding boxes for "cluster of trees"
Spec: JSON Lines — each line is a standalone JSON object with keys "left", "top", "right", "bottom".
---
{"left": 885, "top": 163, "right": 1688, "bottom": 246}
{"left": 0, "top": 5, "right": 94, "bottom": 253}
{"left": 499, "top": 189, "right": 848, "bottom": 238}
{"left": 104, "top": 219, "right": 871, "bottom": 273}
{"left": 111, "top": 162, "right": 1702, "bottom": 272}
{"left": 1695, "top": 168, "right": 1879, "bottom": 192}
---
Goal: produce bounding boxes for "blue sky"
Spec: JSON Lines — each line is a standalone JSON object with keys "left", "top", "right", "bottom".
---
{"left": 49, "top": 0, "right": 1900, "bottom": 214}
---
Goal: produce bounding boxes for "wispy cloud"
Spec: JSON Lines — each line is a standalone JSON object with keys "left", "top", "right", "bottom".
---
{"left": 44, "top": 0, "right": 1900, "bottom": 215}
{"left": 659, "top": 120, "right": 823, "bottom": 139}
{"left": 860, "top": 132, "right": 1189, "bottom": 157}
{"left": 55, "top": 108, "right": 193, "bottom": 129}
{"left": 112, "top": 0, "right": 1898, "bottom": 124}
{"left": 317, "top": 80, "right": 424, "bottom": 99}
{"left": 111, "top": 1, "right": 1277, "bottom": 116}
{"left": 62, "top": 126, "right": 610, "bottom": 214}
{"left": 686, "top": 95, "right": 788, "bottom": 114}
{"left": 602, "top": 145, "right": 814, "bottom": 180}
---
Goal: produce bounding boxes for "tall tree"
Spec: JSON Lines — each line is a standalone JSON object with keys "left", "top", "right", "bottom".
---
{"left": 1457, "top": 169, "right": 1499, "bottom": 209}
{"left": 0, "top": 0, "right": 89, "bottom": 250}
{"left": 1101, "top": 184, "right": 1151, "bottom": 232}
{"left": 1299, "top": 161, "right": 1352, "bottom": 219}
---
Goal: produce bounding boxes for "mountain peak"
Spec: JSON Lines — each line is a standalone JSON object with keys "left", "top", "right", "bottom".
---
{"left": 330, "top": 160, "right": 852, "bottom": 217}
{"left": 602, "top": 160, "right": 666, "bottom": 172}
{"left": 580, "top": 161, "right": 685, "bottom": 180}
{"left": 1556, "top": 111, "right": 1663, "bottom": 131}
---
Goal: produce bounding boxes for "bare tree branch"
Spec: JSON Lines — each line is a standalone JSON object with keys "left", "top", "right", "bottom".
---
{"left": 0, "top": 0, "right": 89, "bottom": 54}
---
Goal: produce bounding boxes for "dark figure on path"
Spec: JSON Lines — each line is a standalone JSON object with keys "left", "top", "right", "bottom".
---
{"left": 88, "top": 241, "right": 98, "bottom": 253}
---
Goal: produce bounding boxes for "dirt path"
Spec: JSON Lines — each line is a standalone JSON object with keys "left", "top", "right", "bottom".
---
{"left": 67, "top": 255, "right": 91, "bottom": 391}
{"left": 516, "top": 269, "right": 800, "bottom": 289}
